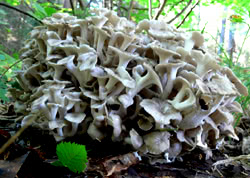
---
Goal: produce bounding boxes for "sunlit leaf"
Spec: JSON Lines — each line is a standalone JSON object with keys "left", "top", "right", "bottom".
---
{"left": 55, "top": 142, "right": 88, "bottom": 174}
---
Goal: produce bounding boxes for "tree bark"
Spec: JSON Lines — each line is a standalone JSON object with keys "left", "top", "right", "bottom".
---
{"left": 218, "top": 7, "right": 227, "bottom": 54}
{"left": 228, "top": 21, "right": 236, "bottom": 60}
{"left": 117, "top": 0, "right": 122, "bottom": 16}
{"left": 103, "top": 0, "right": 110, "bottom": 9}
{"left": 64, "top": 0, "right": 71, "bottom": 8}
{"left": 127, "top": 0, "right": 134, "bottom": 20}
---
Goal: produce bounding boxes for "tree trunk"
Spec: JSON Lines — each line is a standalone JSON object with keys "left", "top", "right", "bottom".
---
{"left": 103, "top": 0, "right": 110, "bottom": 9}
{"left": 228, "top": 21, "right": 236, "bottom": 60}
{"left": 117, "top": 0, "right": 122, "bottom": 16}
{"left": 218, "top": 7, "right": 227, "bottom": 54}
{"left": 64, "top": 0, "right": 71, "bottom": 8}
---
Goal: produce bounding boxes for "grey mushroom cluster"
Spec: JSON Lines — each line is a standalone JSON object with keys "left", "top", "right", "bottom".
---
{"left": 14, "top": 8, "right": 247, "bottom": 159}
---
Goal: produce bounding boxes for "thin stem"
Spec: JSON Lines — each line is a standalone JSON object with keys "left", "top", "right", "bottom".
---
{"left": 204, "top": 32, "right": 231, "bottom": 65}
{"left": 113, "top": 2, "right": 159, "bottom": 11}
{"left": 0, "top": 59, "right": 23, "bottom": 79}
{"left": 236, "top": 23, "right": 250, "bottom": 63}
{"left": 177, "top": 0, "right": 200, "bottom": 29}
{"left": 0, "top": 2, "right": 43, "bottom": 24}
{"left": 153, "top": 0, "right": 167, "bottom": 20}
{"left": 168, "top": 0, "right": 192, "bottom": 24}
{"left": 168, "top": 0, "right": 185, "bottom": 13}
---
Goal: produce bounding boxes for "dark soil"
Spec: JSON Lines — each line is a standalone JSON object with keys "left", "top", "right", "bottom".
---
{"left": 0, "top": 103, "right": 250, "bottom": 178}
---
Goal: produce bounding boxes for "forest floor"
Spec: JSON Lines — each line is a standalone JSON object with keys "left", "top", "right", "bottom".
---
{"left": 1, "top": 102, "right": 250, "bottom": 178}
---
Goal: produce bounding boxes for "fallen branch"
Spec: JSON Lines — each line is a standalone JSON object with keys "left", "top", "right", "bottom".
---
{"left": 213, "top": 154, "right": 250, "bottom": 167}
{"left": 177, "top": 0, "right": 200, "bottom": 29}
{"left": 168, "top": 0, "right": 192, "bottom": 24}
{"left": 0, "top": 2, "right": 43, "bottom": 24}
{"left": 0, "top": 116, "right": 32, "bottom": 155}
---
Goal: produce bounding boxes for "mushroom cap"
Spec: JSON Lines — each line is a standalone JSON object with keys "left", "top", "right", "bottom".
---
{"left": 151, "top": 45, "right": 181, "bottom": 64}
{"left": 191, "top": 31, "right": 204, "bottom": 48}
{"left": 104, "top": 68, "right": 136, "bottom": 88}
{"left": 17, "top": 9, "right": 247, "bottom": 157}
{"left": 137, "top": 116, "right": 154, "bottom": 131}
{"left": 140, "top": 98, "right": 182, "bottom": 125}
{"left": 143, "top": 131, "right": 171, "bottom": 154}
{"left": 129, "top": 129, "right": 143, "bottom": 149}
{"left": 65, "top": 113, "right": 86, "bottom": 123}
{"left": 221, "top": 67, "right": 248, "bottom": 96}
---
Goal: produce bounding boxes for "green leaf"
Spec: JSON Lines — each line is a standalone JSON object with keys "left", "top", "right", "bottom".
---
{"left": 51, "top": 160, "right": 64, "bottom": 167}
{"left": 33, "top": 2, "right": 47, "bottom": 17}
{"left": 44, "top": 7, "right": 57, "bottom": 16}
{"left": 0, "top": 86, "right": 9, "bottom": 103}
{"left": 0, "top": 54, "right": 5, "bottom": 60}
{"left": 56, "top": 142, "right": 88, "bottom": 173}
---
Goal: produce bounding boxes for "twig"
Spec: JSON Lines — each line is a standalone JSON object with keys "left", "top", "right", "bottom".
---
{"left": 113, "top": 2, "right": 159, "bottom": 11}
{"left": 0, "top": 2, "right": 43, "bottom": 24}
{"left": 177, "top": 0, "right": 200, "bottom": 29}
{"left": 0, "top": 59, "right": 23, "bottom": 80}
{"left": 0, "top": 116, "right": 33, "bottom": 155}
{"left": 23, "top": 0, "right": 35, "bottom": 13}
{"left": 236, "top": 23, "right": 250, "bottom": 63}
{"left": 87, "top": 0, "right": 93, "bottom": 8}
{"left": 168, "top": 0, "right": 192, "bottom": 24}
{"left": 168, "top": 0, "right": 185, "bottom": 13}
{"left": 148, "top": 0, "right": 152, "bottom": 19}
{"left": 213, "top": 154, "right": 250, "bottom": 167}
{"left": 69, "top": 0, "right": 75, "bottom": 15}
{"left": 153, "top": 0, "right": 168, "bottom": 20}
{"left": 127, "top": 0, "right": 134, "bottom": 20}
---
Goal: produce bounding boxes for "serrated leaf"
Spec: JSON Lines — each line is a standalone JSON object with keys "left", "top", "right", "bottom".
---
{"left": 51, "top": 160, "right": 64, "bottom": 167}
{"left": 56, "top": 142, "right": 87, "bottom": 173}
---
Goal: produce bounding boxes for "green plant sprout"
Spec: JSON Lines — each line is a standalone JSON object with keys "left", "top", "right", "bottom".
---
{"left": 51, "top": 142, "right": 88, "bottom": 174}
{"left": 202, "top": 16, "right": 250, "bottom": 129}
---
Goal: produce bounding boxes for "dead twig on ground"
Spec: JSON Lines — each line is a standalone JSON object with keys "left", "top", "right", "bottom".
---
{"left": 0, "top": 116, "right": 31, "bottom": 155}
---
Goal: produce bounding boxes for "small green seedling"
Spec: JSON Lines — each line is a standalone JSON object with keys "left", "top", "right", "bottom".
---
{"left": 52, "top": 142, "right": 88, "bottom": 174}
